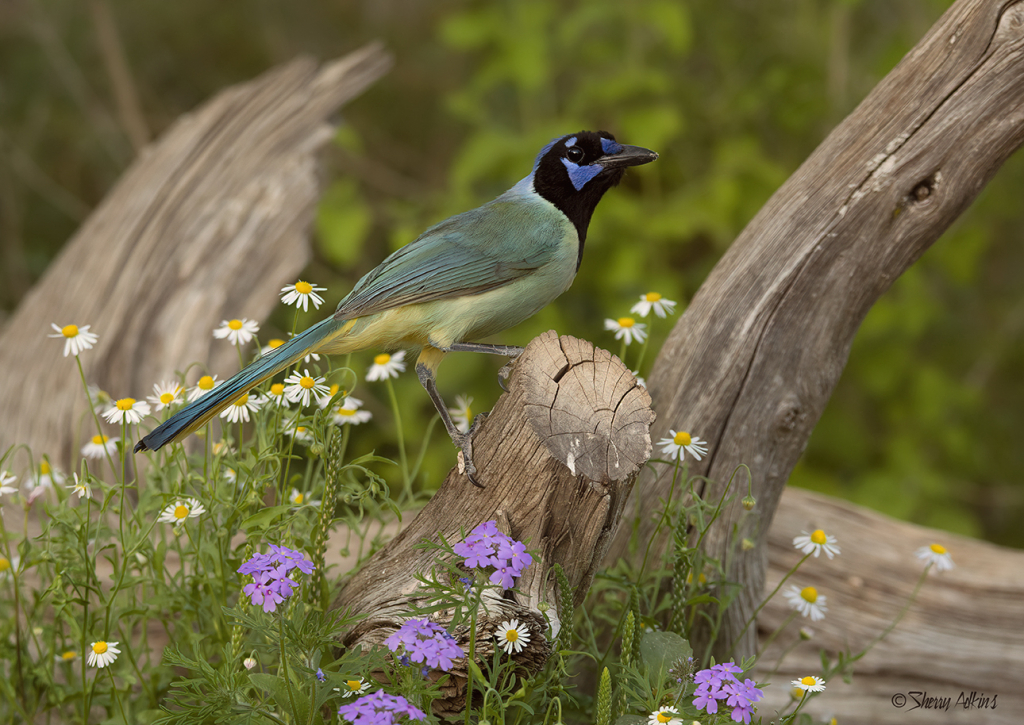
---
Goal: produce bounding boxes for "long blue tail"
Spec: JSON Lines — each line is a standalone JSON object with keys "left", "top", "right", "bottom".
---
{"left": 134, "top": 317, "right": 341, "bottom": 452}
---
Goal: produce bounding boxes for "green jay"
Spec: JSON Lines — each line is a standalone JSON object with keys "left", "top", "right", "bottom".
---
{"left": 135, "top": 130, "right": 658, "bottom": 484}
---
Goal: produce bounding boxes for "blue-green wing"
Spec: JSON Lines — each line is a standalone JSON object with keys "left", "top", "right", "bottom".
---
{"left": 334, "top": 199, "right": 565, "bottom": 319}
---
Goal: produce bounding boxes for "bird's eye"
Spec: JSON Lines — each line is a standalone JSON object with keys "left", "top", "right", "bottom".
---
{"left": 566, "top": 146, "right": 585, "bottom": 163}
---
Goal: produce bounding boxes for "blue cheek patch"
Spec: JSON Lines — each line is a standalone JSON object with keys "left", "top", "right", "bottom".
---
{"left": 600, "top": 137, "right": 623, "bottom": 155}
{"left": 561, "top": 158, "right": 602, "bottom": 190}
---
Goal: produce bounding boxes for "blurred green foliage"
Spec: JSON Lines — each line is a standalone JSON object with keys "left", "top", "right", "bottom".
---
{"left": 2, "top": 0, "right": 1022, "bottom": 547}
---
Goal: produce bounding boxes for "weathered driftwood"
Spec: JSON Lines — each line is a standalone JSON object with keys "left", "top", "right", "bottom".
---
{"left": 757, "top": 487, "right": 1024, "bottom": 725}
{"left": 0, "top": 43, "right": 391, "bottom": 469}
{"left": 607, "top": 0, "right": 1024, "bottom": 660}
{"left": 332, "top": 331, "right": 654, "bottom": 714}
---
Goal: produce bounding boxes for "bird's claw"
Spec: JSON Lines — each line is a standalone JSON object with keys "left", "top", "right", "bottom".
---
{"left": 454, "top": 412, "right": 489, "bottom": 488}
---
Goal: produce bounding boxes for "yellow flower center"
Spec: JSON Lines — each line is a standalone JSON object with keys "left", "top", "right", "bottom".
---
{"left": 810, "top": 529, "right": 827, "bottom": 545}
{"left": 791, "top": 687, "right": 806, "bottom": 699}
{"left": 0, "top": 557, "right": 10, "bottom": 572}
{"left": 295, "top": 426, "right": 307, "bottom": 433}
{"left": 374, "top": 353, "right": 391, "bottom": 365}
{"left": 930, "top": 543, "right": 946, "bottom": 554}
{"left": 800, "top": 586, "right": 818, "bottom": 603}
{"left": 465, "top": 406, "right": 472, "bottom": 418}
{"left": 337, "top": 408, "right": 356, "bottom": 417}
{"left": 61, "top": 650, "right": 77, "bottom": 661}
{"left": 505, "top": 629, "right": 519, "bottom": 642}
{"left": 40, "top": 461, "right": 51, "bottom": 475}
{"left": 295, "top": 281, "right": 313, "bottom": 294}
{"left": 299, "top": 376, "right": 316, "bottom": 389}
{"left": 62, "top": 324, "right": 79, "bottom": 338}
{"left": 800, "top": 676, "right": 817, "bottom": 686}
{"left": 92, "top": 642, "right": 108, "bottom": 655}
{"left": 293, "top": 493, "right": 304, "bottom": 504}
{"left": 346, "top": 680, "right": 362, "bottom": 691}
{"left": 617, "top": 317, "right": 635, "bottom": 328}
{"left": 116, "top": 398, "right": 136, "bottom": 411}
{"left": 198, "top": 375, "right": 214, "bottom": 390}
{"left": 269, "top": 339, "right": 284, "bottom": 349}
{"left": 645, "top": 292, "right": 663, "bottom": 302}
{"left": 92, "top": 434, "right": 108, "bottom": 445}
{"left": 233, "top": 394, "right": 249, "bottom": 407}
{"left": 673, "top": 431, "right": 692, "bottom": 446}
{"left": 228, "top": 319, "right": 243, "bottom": 330}
{"left": 160, "top": 392, "right": 175, "bottom": 404}
{"left": 271, "top": 383, "right": 285, "bottom": 396}
{"left": 656, "top": 712, "right": 672, "bottom": 724}
{"left": 686, "top": 572, "right": 707, "bottom": 584}
{"left": 174, "top": 505, "right": 189, "bottom": 520}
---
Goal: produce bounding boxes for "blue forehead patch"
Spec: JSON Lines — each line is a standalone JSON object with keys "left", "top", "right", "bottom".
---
{"left": 600, "top": 137, "right": 623, "bottom": 155}
{"left": 565, "top": 136, "right": 578, "bottom": 147}
{"left": 561, "top": 158, "right": 602, "bottom": 190}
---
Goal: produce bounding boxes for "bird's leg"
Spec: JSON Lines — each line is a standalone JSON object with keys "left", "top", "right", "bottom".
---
{"left": 416, "top": 362, "right": 487, "bottom": 488}
{"left": 446, "top": 342, "right": 525, "bottom": 391}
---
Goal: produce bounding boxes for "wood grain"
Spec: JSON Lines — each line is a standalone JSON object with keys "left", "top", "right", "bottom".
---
{"left": 607, "top": 0, "right": 1024, "bottom": 660}
{"left": 0, "top": 43, "right": 391, "bottom": 470}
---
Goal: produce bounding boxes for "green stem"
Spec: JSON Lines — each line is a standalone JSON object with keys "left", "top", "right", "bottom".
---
{"left": 385, "top": 378, "right": 411, "bottom": 497}
{"left": 728, "top": 551, "right": 812, "bottom": 659}
{"left": 76, "top": 355, "right": 119, "bottom": 482}
{"left": 108, "top": 667, "right": 128, "bottom": 723}
{"left": 278, "top": 614, "right": 299, "bottom": 722}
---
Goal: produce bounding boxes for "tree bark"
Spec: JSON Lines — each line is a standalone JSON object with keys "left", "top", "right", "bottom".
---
{"left": 0, "top": 43, "right": 391, "bottom": 470}
{"left": 606, "top": 0, "right": 1024, "bottom": 659}
{"left": 332, "top": 331, "right": 654, "bottom": 715}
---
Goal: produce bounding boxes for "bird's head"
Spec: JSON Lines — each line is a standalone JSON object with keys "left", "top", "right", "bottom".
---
{"left": 530, "top": 130, "right": 658, "bottom": 248}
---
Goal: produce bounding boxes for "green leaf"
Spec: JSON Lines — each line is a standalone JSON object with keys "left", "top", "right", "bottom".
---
{"left": 239, "top": 504, "right": 293, "bottom": 531}
{"left": 639, "top": 630, "right": 692, "bottom": 683}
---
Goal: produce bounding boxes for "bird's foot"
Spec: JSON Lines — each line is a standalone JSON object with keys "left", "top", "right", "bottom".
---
{"left": 497, "top": 350, "right": 524, "bottom": 392}
{"left": 454, "top": 412, "right": 489, "bottom": 487}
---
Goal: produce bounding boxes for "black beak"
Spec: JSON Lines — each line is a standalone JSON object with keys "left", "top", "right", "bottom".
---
{"left": 598, "top": 144, "right": 659, "bottom": 169}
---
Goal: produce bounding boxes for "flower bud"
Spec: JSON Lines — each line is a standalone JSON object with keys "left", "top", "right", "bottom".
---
{"left": 742, "top": 494, "right": 756, "bottom": 510}
{"left": 243, "top": 656, "right": 257, "bottom": 670}
{"left": 310, "top": 443, "right": 324, "bottom": 457}
{"left": 741, "top": 538, "right": 755, "bottom": 551}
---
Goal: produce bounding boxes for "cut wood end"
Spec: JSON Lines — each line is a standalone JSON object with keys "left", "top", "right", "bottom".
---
{"left": 514, "top": 332, "right": 655, "bottom": 483}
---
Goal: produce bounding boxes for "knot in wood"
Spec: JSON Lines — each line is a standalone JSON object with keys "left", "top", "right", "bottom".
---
{"left": 514, "top": 331, "right": 654, "bottom": 483}
{"left": 774, "top": 394, "right": 803, "bottom": 433}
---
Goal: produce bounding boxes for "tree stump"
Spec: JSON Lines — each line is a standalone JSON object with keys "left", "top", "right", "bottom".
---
{"left": 332, "top": 331, "right": 654, "bottom": 714}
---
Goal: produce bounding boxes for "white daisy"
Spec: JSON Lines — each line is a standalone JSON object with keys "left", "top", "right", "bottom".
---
{"left": 261, "top": 382, "right": 291, "bottom": 409}
{"left": 338, "top": 678, "right": 371, "bottom": 698}
{"left": 212, "top": 440, "right": 234, "bottom": 457}
{"left": 49, "top": 323, "right": 99, "bottom": 357}
{"left": 87, "top": 640, "right": 120, "bottom": 668}
{"left": 332, "top": 404, "right": 372, "bottom": 426}
{"left": 784, "top": 585, "right": 827, "bottom": 621}
{"left": 283, "top": 370, "right": 331, "bottom": 407}
{"left": 289, "top": 488, "right": 320, "bottom": 508}
{"left": 158, "top": 498, "right": 206, "bottom": 526}
{"left": 631, "top": 292, "right": 678, "bottom": 319}
{"left": 81, "top": 434, "right": 119, "bottom": 459}
{"left": 220, "top": 393, "right": 262, "bottom": 424}
{"left": 915, "top": 543, "right": 954, "bottom": 573}
{"left": 366, "top": 351, "right": 406, "bottom": 381}
{"left": 147, "top": 381, "right": 184, "bottom": 412}
{"left": 793, "top": 529, "right": 841, "bottom": 559}
{"left": 284, "top": 424, "right": 313, "bottom": 444}
{"left": 102, "top": 397, "right": 151, "bottom": 425}
{"left": 55, "top": 650, "right": 78, "bottom": 664}
{"left": 67, "top": 473, "right": 92, "bottom": 499}
{"left": 213, "top": 318, "right": 259, "bottom": 346}
{"left": 223, "top": 467, "right": 237, "bottom": 485}
{"left": 604, "top": 317, "right": 648, "bottom": 345}
{"left": 0, "top": 554, "right": 19, "bottom": 579}
{"left": 34, "top": 459, "right": 65, "bottom": 489}
{"left": 495, "top": 619, "right": 530, "bottom": 654}
{"left": 1, "top": 470, "right": 18, "bottom": 496}
{"left": 657, "top": 430, "right": 709, "bottom": 462}
{"left": 280, "top": 280, "right": 327, "bottom": 312}
{"left": 791, "top": 675, "right": 826, "bottom": 693}
{"left": 631, "top": 371, "right": 647, "bottom": 388}
{"left": 318, "top": 384, "right": 362, "bottom": 411}
{"left": 187, "top": 374, "right": 220, "bottom": 402}
{"left": 448, "top": 395, "right": 474, "bottom": 434}
{"left": 648, "top": 706, "right": 683, "bottom": 725}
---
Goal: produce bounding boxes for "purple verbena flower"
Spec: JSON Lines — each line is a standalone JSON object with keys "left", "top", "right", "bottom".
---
{"left": 489, "top": 565, "right": 517, "bottom": 590}
{"left": 693, "top": 683, "right": 722, "bottom": 714}
{"left": 238, "top": 545, "right": 314, "bottom": 613}
{"left": 454, "top": 521, "right": 532, "bottom": 590}
{"left": 385, "top": 618, "right": 464, "bottom": 672}
{"left": 338, "top": 690, "right": 427, "bottom": 724}
{"left": 267, "top": 544, "right": 316, "bottom": 575}
{"left": 316, "top": 668, "right": 326, "bottom": 683}
{"left": 243, "top": 571, "right": 286, "bottom": 613}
